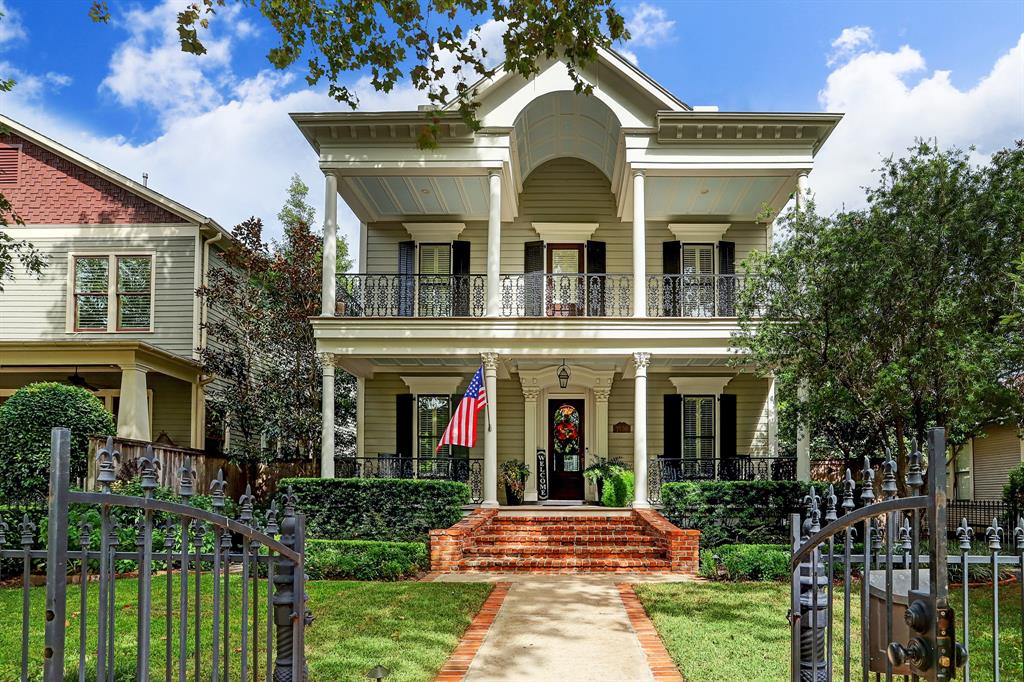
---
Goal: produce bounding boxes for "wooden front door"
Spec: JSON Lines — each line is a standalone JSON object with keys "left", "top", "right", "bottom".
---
{"left": 548, "top": 399, "right": 585, "bottom": 500}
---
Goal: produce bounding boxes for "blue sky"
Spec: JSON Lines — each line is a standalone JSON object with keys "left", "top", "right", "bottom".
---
{"left": 1, "top": 0, "right": 1022, "bottom": 250}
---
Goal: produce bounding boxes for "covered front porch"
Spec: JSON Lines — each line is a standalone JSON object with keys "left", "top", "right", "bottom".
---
{"left": 319, "top": 341, "right": 786, "bottom": 506}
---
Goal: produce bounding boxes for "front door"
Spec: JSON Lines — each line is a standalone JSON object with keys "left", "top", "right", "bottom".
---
{"left": 548, "top": 399, "right": 585, "bottom": 500}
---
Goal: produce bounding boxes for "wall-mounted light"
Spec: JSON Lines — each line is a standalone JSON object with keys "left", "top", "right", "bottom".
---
{"left": 557, "top": 359, "right": 571, "bottom": 389}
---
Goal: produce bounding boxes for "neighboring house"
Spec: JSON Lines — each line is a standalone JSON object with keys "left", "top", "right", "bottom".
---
{"left": 0, "top": 115, "right": 230, "bottom": 450}
{"left": 296, "top": 49, "right": 842, "bottom": 507}
{"left": 949, "top": 423, "right": 1024, "bottom": 501}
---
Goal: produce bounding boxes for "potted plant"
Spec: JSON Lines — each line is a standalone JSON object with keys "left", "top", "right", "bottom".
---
{"left": 501, "top": 460, "right": 530, "bottom": 506}
{"left": 583, "top": 457, "right": 627, "bottom": 501}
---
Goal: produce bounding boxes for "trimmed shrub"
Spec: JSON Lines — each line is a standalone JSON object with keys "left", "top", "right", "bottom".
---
{"left": 305, "top": 539, "right": 428, "bottom": 580}
{"left": 600, "top": 470, "right": 635, "bottom": 507}
{"left": 698, "top": 544, "right": 790, "bottom": 581}
{"left": 1004, "top": 463, "right": 1024, "bottom": 521}
{"left": 280, "top": 477, "right": 470, "bottom": 542}
{"left": 661, "top": 480, "right": 816, "bottom": 547}
{"left": 0, "top": 382, "right": 115, "bottom": 499}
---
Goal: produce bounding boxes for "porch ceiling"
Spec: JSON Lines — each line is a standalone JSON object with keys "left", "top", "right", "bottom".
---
{"left": 343, "top": 175, "right": 491, "bottom": 220}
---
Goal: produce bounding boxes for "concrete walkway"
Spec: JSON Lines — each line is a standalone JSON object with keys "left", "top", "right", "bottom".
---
{"left": 434, "top": 573, "right": 691, "bottom": 682}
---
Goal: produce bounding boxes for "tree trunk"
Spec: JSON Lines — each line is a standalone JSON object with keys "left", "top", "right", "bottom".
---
{"left": 894, "top": 415, "right": 908, "bottom": 497}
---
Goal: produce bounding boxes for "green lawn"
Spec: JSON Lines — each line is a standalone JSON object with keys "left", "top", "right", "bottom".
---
{"left": 0, "top": 576, "right": 491, "bottom": 682}
{"left": 635, "top": 581, "right": 1023, "bottom": 682}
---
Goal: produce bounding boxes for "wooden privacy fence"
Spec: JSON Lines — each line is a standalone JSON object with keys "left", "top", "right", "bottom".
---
{"left": 86, "top": 435, "right": 319, "bottom": 500}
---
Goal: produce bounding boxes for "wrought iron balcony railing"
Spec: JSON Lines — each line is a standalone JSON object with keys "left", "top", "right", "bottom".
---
{"left": 646, "top": 273, "right": 750, "bottom": 318}
{"left": 647, "top": 455, "right": 796, "bottom": 503}
{"left": 499, "top": 273, "right": 632, "bottom": 317}
{"left": 336, "top": 273, "right": 487, "bottom": 318}
{"left": 334, "top": 455, "right": 484, "bottom": 503}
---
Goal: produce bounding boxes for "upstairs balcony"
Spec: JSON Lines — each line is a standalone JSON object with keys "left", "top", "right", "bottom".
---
{"left": 335, "top": 272, "right": 752, "bottom": 319}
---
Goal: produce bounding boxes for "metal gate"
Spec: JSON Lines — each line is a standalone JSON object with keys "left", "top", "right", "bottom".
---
{"left": 790, "top": 427, "right": 1023, "bottom": 681}
{"left": 3, "top": 428, "right": 310, "bottom": 681}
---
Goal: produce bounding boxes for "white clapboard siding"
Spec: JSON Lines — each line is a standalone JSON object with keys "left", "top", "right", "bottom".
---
{"left": 972, "top": 424, "right": 1023, "bottom": 500}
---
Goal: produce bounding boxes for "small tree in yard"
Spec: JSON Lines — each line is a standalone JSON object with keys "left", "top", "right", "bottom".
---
{"left": 0, "top": 383, "right": 115, "bottom": 499}
{"left": 199, "top": 176, "right": 354, "bottom": 489}
{"left": 738, "top": 141, "right": 1024, "bottom": 492}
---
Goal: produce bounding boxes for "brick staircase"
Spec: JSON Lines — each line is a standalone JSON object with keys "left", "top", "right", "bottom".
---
{"left": 430, "top": 508, "right": 700, "bottom": 574}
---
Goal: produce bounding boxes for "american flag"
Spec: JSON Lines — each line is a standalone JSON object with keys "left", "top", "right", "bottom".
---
{"left": 436, "top": 366, "right": 488, "bottom": 451}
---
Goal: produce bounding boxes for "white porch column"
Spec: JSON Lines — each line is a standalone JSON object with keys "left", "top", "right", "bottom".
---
{"left": 322, "top": 173, "right": 338, "bottom": 316}
{"left": 632, "top": 352, "right": 651, "bottom": 507}
{"left": 485, "top": 171, "right": 502, "bottom": 317}
{"left": 320, "top": 353, "right": 336, "bottom": 478}
{"left": 523, "top": 387, "right": 540, "bottom": 502}
{"left": 767, "top": 375, "right": 778, "bottom": 458}
{"left": 594, "top": 387, "right": 611, "bottom": 460}
{"left": 796, "top": 378, "right": 811, "bottom": 481}
{"left": 481, "top": 352, "right": 500, "bottom": 506}
{"left": 796, "top": 171, "right": 810, "bottom": 211}
{"left": 117, "top": 363, "right": 151, "bottom": 441}
{"left": 631, "top": 170, "right": 646, "bottom": 318}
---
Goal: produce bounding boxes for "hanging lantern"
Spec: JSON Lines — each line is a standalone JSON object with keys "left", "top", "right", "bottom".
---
{"left": 557, "top": 359, "right": 571, "bottom": 389}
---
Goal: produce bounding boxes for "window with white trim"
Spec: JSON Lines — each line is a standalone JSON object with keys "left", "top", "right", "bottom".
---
{"left": 72, "top": 254, "right": 153, "bottom": 332}
{"left": 682, "top": 395, "right": 715, "bottom": 460}
{"left": 417, "top": 394, "right": 452, "bottom": 459}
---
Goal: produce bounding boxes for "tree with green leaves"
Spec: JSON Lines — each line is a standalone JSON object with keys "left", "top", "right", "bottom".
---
{"left": 199, "top": 176, "right": 355, "bottom": 489}
{"left": 737, "top": 141, "right": 1024, "bottom": 492}
{"left": 88, "top": 0, "right": 629, "bottom": 147}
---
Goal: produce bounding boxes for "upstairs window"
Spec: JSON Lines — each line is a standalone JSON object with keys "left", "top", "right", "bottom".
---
{"left": 72, "top": 254, "right": 153, "bottom": 332}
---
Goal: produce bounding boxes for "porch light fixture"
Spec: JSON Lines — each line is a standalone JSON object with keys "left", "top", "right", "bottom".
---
{"left": 557, "top": 359, "right": 571, "bottom": 389}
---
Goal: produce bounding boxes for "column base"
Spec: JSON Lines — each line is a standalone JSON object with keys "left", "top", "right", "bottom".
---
{"left": 631, "top": 500, "right": 653, "bottom": 509}
{"left": 480, "top": 500, "right": 500, "bottom": 508}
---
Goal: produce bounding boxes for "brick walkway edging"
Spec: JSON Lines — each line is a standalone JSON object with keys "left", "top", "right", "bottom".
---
{"left": 434, "top": 582, "right": 512, "bottom": 682}
{"left": 617, "top": 583, "right": 684, "bottom": 682}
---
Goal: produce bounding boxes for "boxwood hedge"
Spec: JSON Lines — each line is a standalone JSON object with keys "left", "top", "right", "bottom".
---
{"left": 305, "top": 539, "right": 428, "bottom": 580}
{"left": 279, "top": 477, "right": 470, "bottom": 542}
{"left": 661, "top": 480, "right": 816, "bottom": 548}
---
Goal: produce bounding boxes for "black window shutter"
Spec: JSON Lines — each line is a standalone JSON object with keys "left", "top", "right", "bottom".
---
{"left": 717, "top": 240, "right": 736, "bottom": 316}
{"left": 397, "top": 240, "right": 416, "bottom": 317}
{"left": 452, "top": 240, "right": 471, "bottom": 316}
{"left": 586, "top": 240, "right": 606, "bottom": 316}
{"left": 396, "top": 394, "right": 414, "bottom": 458}
{"left": 663, "top": 394, "right": 682, "bottom": 458}
{"left": 719, "top": 393, "right": 737, "bottom": 460}
{"left": 524, "top": 240, "right": 545, "bottom": 316}
{"left": 662, "top": 241, "right": 681, "bottom": 316}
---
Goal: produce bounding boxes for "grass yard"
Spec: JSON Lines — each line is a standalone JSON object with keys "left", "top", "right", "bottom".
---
{"left": 0, "top": 576, "right": 491, "bottom": 682}
{"left": 634, "top": 581, "right": 1023, "bottom": 682}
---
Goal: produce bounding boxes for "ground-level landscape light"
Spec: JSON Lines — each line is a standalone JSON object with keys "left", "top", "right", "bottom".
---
{"left": 367, "top": 664, "right": 390, "bottom": 681}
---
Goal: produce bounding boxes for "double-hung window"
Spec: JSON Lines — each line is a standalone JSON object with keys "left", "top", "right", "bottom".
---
{"left": 415, "top": 393, "right": 469, "bottom": 479}
{"left": 681, "top": 245, "right": 715, "bottom": 317}
{"left": 682, "top": 395, "right": 715, "bottom": 478}
{"left": 72, "top": 254, "right": 153, "bottom": 332}
{"left": 418, "top": 244, "right": 452, "bottom": 317}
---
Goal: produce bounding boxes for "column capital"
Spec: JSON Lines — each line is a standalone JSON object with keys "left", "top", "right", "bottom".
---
{"left": 481, "top": 352, "right": 499, "bottom": 372}
{"left": 318, "top": 352, "right": 336, "bottom": 369}
{"left": 118, "top": 362, "right": 150, "bottom": 374}
{"left": 632, "top": 352, "right": 651, "bottom": 370}
{"left": 632, "top": 168, "right": 646, "bottom": 179}
{"left": 522, "top": 386, "right": 541, "bottom": 401}
{"left": 593, "top": 387, "right": 612, "bottom": 402}
{"left": 487, "top": 169, "right": 502, "bottom": 179}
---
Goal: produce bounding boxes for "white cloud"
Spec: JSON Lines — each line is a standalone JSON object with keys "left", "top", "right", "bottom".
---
{"left": 827, "top": 25, "right": 874, "bottom": 66}
{"left": 626, "top": 3, "right": 675, "bottom": 48}
{"left": 0, "top": 0, "right": 25, "bottom": 47}
{"left": 44, "top": 72, "right": 72, "bottom": 88}
{"left": 812, "top": 32, "right": 1024, "bottom": 214}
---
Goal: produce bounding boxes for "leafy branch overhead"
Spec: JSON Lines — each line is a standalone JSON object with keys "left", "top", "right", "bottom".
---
{"left": 89, "top": 0, "right": 629, "bottom": 147}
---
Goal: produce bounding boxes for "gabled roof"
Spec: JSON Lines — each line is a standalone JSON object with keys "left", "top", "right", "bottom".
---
{"left": 0, "top": 114, "right": 229, "bottom": 239}
{"left": 442, "top": 45, "right": 690, "bottom": 115}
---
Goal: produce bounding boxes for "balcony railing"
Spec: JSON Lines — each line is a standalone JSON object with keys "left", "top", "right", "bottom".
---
{"left": 499, "top": 273, "right": 632, "bottom": 317}
{"left": 646, "top": 274, "right": 749, "bottom": 317}
{"left": 335, "top": 455, "right": 484, "bottom": 503}
{"left": 337, "top": 273, "right": 487, "bottom": 318}
{"left": 647, "top": 455, "right": 796, "bottom": 504}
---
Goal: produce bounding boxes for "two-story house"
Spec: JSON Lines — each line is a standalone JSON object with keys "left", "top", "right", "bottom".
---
{"left": 297, "top": 49, "right": 841, "bottom": 508}
{"left": 0, "top": 115, "right": 231, "bottom": 451}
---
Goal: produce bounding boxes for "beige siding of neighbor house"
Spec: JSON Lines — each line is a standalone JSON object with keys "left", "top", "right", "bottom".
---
{"left": 0, "top": 229, "right": 199, "bottom": 358}
{"left": 972, "top": 424, "right": 1023, "bottom": 500}
{"left": 362, "top": 158, "right": 768, "bottom": 279}
{"left": 148, "top": 373, "right": 194, "bottom": 447}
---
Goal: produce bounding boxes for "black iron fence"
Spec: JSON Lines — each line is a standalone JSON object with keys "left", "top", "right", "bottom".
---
{"left": 11, "top": 430, "right": 309, "bottom": 681}
{"left": 646, "top": 273, "right": 751, "bottom": 317}
{"left": 336, "top": 273, "right": 487, "bottom": 317}
{"left": 498, "top": 273, "right": 632, "bottom": 317}
{"left": 335, "top": 455, "right": 484, "bottom": 503}
{"left": 647, "top": 455, "right": 797, "bottom": 504}
{"left": 948, "top": 498, "right": 1015, "bottom": 534}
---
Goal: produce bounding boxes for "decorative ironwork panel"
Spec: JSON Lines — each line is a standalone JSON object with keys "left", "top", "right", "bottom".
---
{"left": 646, "top": 274, "right": 750, "bottom": 318}
{"left": 336, "top": 273, "right": 487, "bottom": 318}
